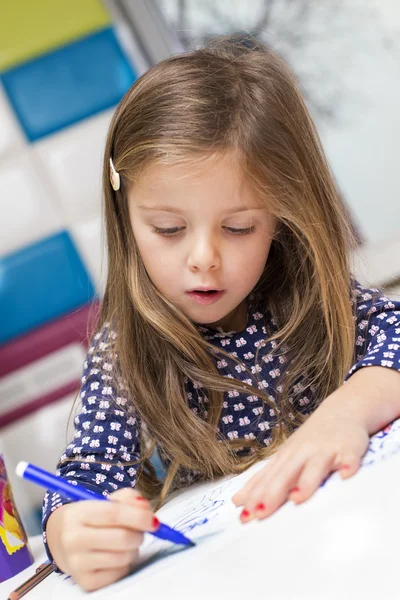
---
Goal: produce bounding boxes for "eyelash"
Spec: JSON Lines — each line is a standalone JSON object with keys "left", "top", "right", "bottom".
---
{"left": 152, "top": 226, "right": 255, "bottom": 237}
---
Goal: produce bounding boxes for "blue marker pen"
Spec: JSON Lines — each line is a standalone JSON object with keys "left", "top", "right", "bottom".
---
{"left": 16, "top": 461, "right": 194, "bottom": 548}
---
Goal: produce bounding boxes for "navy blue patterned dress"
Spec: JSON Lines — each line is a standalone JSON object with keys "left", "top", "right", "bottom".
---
{"left": 42, "top": 282, "right": 400, "bottom": 556}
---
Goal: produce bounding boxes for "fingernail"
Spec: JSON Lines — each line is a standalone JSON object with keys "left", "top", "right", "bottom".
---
{"left": 290, "top": 487, "right": 300, "bottom": 494}
{"left": 255, "top": 503, "right": 266, "bottom": 512}
{"left": 341, "top": 465, "right": 351, "bottom": 470}
{"left": 240, "top": 508, "right": 251, "bottom": 521}
{"left": 152, "top": 517, "right": 160, "bottom": 529}
{"left": 137, "top": 496, "right": 148, "bottom": 502}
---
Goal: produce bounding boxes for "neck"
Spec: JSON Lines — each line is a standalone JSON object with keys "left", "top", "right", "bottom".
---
{"left": 207, "top": 301, "right": 248, "bottom": 333}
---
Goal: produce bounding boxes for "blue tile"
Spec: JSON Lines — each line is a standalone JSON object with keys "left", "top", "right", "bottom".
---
{"left": 0, "top": 231, "right": 96, "bottom": 344}
{"left": 1, "top": 28, "right": 136, "bottom": 142}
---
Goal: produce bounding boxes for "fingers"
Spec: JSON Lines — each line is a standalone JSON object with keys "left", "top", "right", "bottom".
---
{"left": 232, "top": 451, "right": 303, "bottom": 508}
{"left": 237, "top": 458, "right": 304, "bottom": 521}
{"left": 336, "top": 454, "right": 362, "bottom": 480}
{"left": 231, "top": 468, "right": 266, "bottom": 506}
{"left": 286, "top": 454, "right": 336, "bottom": 504}
{"left": 55, "top": 489, "right": 158, "bottom": 592}
{"left": 79, "top": 498, "right": 158, "bottom": 533}
{"left": 109, "top": 487, "right": 150, "bottom": 507}
{"left": 235, "top": 453, "right": 353, "bottom": 523}
{"left": 231, "top": 453, "right": 283, "bottom": 506}
{"left": 70, "top": 549, "right": 138, "bottom": 574}
{"left": 76, "top": 563, "right": 132, "bottom": 593}
{"left": 75, "top": 527, "right": 144, "bottom": 552}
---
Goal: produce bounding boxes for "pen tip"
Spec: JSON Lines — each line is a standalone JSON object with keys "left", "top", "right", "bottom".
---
{"left": 189, "top": 540, "right": 196, "bottom": 547}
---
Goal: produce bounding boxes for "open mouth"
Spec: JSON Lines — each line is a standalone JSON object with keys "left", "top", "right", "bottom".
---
{"left": 185, "top": 289, "right": 225, "bottom": 305}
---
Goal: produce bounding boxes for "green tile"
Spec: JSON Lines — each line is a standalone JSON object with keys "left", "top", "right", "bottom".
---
{"left": 0, "top": 0, "right": 111, "bottom": 71}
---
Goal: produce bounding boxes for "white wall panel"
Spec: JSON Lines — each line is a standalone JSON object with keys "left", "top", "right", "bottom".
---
{"left": 0, "top": 343, "right": 86, "bottom": 416}
{"left": 70, "top": 214, "right": 106, "bottom": 294}
{"left": 0, "top": 394, "right": 76, "bottom": 530}
{"left": 352, "top": 233, "right": 400, "bottom": 289}
{"left": 0, "top": 84, "right": 25, "bottom": 158}
{"left": 34, "top": 109, "right": 114, "bottom": 224}
{"left": 0, "top": 154, "right": 63, "bottom": 255}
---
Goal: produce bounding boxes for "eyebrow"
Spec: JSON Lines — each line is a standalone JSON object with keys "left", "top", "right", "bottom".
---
{"left": 137, "top": 205, "right": 257, "bottom": 214}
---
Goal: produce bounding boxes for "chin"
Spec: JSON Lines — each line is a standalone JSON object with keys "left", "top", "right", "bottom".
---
{"left": 186, "top": 308, "right": 227, "bottom": 326}
{"left": 192, "top": 314, "right": 223, "bottom": 326}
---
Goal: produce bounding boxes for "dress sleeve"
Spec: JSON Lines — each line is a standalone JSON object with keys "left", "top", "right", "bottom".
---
{"left": 41, "top": 322, "right": 141, "bottom": 564}
{"left": 345, "top": 281, "right": 400, "bottom": 380}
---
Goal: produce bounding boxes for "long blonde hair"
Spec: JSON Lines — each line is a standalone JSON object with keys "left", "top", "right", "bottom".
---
{"left": 99, "top": 35, "right": 357, "bottom": 507}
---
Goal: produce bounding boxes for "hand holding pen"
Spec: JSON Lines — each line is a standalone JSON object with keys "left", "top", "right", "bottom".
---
{"left": 16, "top": 462, "right": 194, "bottom": 593}
{"left": 44, "top": 487, "right": 159, "bottom": 592}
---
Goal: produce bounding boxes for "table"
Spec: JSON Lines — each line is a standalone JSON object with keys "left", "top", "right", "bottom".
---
{"left": 2, "top": 438, "right": 400, "bottom": 600}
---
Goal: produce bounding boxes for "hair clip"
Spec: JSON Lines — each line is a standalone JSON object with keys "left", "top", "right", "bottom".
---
{"left": 109, "top": 157, "right": 120, "bottom": 191}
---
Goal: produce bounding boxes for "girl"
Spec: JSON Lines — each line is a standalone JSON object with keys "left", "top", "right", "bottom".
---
{"left": 43, "top": 35, "right": 400, "bottom": 592}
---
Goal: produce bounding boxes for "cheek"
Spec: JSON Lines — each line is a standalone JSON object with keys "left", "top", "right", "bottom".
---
{"left": 230, "top": 236, "right": 272, "bottom": 278}
{"left": 133, "top": 230, "right": 180, "bottom": 283}
{"left": 244, "top": 254, "right": 269, "bottom": 286}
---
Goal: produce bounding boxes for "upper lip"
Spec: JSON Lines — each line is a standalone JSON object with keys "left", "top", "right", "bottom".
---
{"left": 186, "top": 286, "right": 222, "bottom": 292}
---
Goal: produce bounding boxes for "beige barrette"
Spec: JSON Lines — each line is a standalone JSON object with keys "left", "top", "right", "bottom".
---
{"left": 109, "top": 157, "right": 120, "bottom": 191}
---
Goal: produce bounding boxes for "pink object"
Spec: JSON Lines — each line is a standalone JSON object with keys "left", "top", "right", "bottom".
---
{"left": 0, "top": 381, "right": 80, "bottom": 429}
{"left": 0, "top": 302, "right": 100, "bottom": 428}
{"left": 0, "top": 302, "right": 99, "bottom": 378}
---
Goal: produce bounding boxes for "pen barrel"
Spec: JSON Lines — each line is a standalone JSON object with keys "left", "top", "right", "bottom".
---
{"left": 18, "top": 462, "right": 194, "bottom": 548}
{"left": 154, "top": 523, "right": 193, "bottom": 547}
{"left": 22, "top": 464, "right": 104, "bottom": 502}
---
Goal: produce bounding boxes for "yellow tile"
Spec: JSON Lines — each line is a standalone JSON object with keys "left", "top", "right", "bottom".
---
{"left": 0, "top": 0, "right": 111, "bottom": 71}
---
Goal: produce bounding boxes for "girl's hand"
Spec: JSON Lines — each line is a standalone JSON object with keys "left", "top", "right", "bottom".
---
{"left": 46, "top": 488, "right": 159, "bottom": 592}
{"left": 232, "top": 397, "right": 370, "bottom": 522}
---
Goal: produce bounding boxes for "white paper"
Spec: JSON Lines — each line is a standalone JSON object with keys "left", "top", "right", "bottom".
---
{"left": 3, "top": 418, "right": 400, "bottom": 599}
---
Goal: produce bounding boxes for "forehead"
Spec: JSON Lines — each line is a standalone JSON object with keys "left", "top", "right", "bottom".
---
{"left": 128, "top": 151, "right": 260, "bottom": 209}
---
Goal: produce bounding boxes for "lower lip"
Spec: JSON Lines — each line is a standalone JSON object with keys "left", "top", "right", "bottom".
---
{"left": 185, "top": 290, "right": 225, "bottom": 305}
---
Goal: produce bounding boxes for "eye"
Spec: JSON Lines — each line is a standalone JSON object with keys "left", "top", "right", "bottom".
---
{"left": 224, "top": 226, "right": 255, "bottom": 236}
{"left": 152, "top": 226, "right": 185, "bottom": 237}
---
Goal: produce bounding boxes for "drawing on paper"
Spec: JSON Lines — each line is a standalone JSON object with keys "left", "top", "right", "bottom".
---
{"left": 362, "top": 418, "right": 400, "bottom": 467}
{"left": 171, "top": 480, "right": 234, "bottom": 535}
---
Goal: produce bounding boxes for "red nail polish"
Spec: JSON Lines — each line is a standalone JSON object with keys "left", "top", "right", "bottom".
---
{"left": 255, "top": 503, "right": 266, "bottom": 512}
{"left": 152, "top": 517, "right": 160, "bottom": 529}
{"left": 240, "top": 509, "right": 250, "bottom": 520}
{"left": 341, "top": 465, "right": 351, "bottom": 470}
{"left": 290, "top": 487, "right": 300, "bottom": 494}
{"left": 137, "top": 496, "right": 148, "bottom": 501}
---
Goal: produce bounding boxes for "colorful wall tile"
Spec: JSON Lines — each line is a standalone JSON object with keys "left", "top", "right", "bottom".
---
{"left": 0, "top": 0, "right": 142, "bottom": 531}
{"left": 0, "top": 232, "right": 96, "bottom": 344}
{"left": 0, "top": 0, "right": 111, "bottom": 71}
{"left": 1, "top": 28, "right": 136, "bottom": 141}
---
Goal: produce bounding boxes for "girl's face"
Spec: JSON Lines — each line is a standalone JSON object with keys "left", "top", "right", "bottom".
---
{"left": 128, "top": 152, "right": 276, "bottom": 331}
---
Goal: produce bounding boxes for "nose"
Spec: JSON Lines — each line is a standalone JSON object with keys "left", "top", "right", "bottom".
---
{"left": 187, "top": 233, "right": 220, "bottom": 272}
